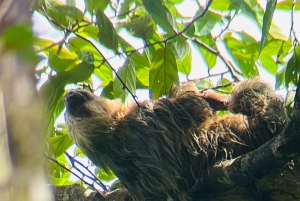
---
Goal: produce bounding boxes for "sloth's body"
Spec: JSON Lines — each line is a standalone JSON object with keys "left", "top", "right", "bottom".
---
{"left": 64, "top": 78, "right": 288, "bottom": 200}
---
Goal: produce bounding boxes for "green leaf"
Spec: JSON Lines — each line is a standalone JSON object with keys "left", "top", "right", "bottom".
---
{"left": 49, "top": 155, "right": 72, "bottom": 185}
{"left": 231, "top": 0, "right": 257, "bottom": 21}
{"left": 110, "top": 180, "right": 121, "bottom": 191}
{"left": 216, "top": 78, "right": 233, "bottom": 94}
{"left": 194, "top": 10, "right": 222, "bottom": 36}
{"left": 124, "top": 14, "right": 154, "bottom": 38}
{"left": 164, "top": 0, "right": 184, "bottom": 3}
{"left": 95, "top": 167, "right": 117, "bottom": 182}
{"left": 101, "top": 80, "right": 115, "bottom": 99}
{"left": 210, "top": 0, "right": 232, "bottom": 11}
{"left": 275, "top": 67, "right": 286, "bottom": 89}
{"left": 2, "top": 25, "right": 34, "bottom": 50}
{"left": 142, "top": 0, "right": 175, "bottom": 33}
{"left": 131, "top": 53, "right": 150, "bottom": 87}
{"left": 68, "top": 36, "right": 102, "bottom": 64}
{"left": 285, "top": 46, "right": 300, "bottom": 87}
{"left": 195, "top": 35, "right": 217, "bottom": 69}
{"left": 259, "top": 0, "right": 277, "bottom": 55}
{"left": 78, "top": 51, "right": 94, "bottom": 64}
{"left": 113, "top": 60, "right": 136, "bottom": 102}
{"left": 168, "top": 36, "right": 192, "bottom": 75}
{"left": 46, "top": 3, "right": 84, "bottom": 27}
{"left": 66, "top": 0, "right": 75, "bottom": 6}
{"left": 259, "top": 57, "right": 278, "bottom": 75}
{"left": 77, "top": 24, "right": 99, "bottom": 41}
{"left": 48, "top": 52, "right": 77, "bottom": 72}
{"left": 85, "top": 0, "right": 110, "bottom": 13}
{"left": 195, "top": 79, "right": 214, "bottom": 90}
{"left": 96, "top": 9, "right": 118, "bottom": 50}
{"left": 224, "top": 32, "right": 259, "bottom": 77}
{"left": 94, "top": 64, "right": 113, "bottom": 87}
{"left": 118, "top": 0, "right": 135, "bottom": 20}
{"left": 67, "top": 62, "right": 95, "bottom": 83}
{"left": 149, "top": 47, "right": 179, "bottom": 99}
{"left": 50, "top": 130, "right": 74, "bottom": 157}
{"left": 276, "top": 0, "right": 293, "bottom": 10}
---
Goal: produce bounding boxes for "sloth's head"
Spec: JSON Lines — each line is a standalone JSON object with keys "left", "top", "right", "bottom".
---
{"left": 64, "top": 90, "right": 124, "bottom": 148}
{"left": 64, "top": 90, "right": 97, "bottom": 118}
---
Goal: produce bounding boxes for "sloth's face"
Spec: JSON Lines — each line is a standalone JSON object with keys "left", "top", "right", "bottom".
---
{"left": 64, "top": 90, "right": 96, "bottom": 118}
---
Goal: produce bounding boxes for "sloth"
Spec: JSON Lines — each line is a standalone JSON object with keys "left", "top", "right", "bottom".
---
{"left": 64, "top": 78, "right": 288, "bottom": 201}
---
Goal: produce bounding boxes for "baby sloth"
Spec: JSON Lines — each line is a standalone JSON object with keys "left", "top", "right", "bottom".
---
{"left": 64, "top": 78, "right": 288, "bottom": 201}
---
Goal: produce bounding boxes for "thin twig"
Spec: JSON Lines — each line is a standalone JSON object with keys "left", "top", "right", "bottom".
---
{"left": 65, "top": 152, "right": 108, "bottom": 191}
{"left": 46, "top": 155, "right": 105, "bottom": 195}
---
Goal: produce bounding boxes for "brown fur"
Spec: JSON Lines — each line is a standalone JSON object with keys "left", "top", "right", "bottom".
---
{"left": 64, "top": 78, "right": 288, "bottom": 201}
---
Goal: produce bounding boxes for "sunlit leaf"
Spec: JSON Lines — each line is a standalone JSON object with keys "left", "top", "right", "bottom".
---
{"left": 149, "top": 47, "right": 179, "bottom": 99}
{"left": 276, "top": 0, "right": 293, "bottom": 10}
{"left": 210, "top": 0, "right": 232, "bottom": 11}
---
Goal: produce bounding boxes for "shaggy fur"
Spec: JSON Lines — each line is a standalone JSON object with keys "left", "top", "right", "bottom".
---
{"left": 64, "top": 78, "right": 288, "bottom": 201}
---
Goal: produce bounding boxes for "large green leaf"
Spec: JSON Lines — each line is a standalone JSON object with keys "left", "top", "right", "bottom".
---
{"left": 149, "top": 47, "right": 178, "bottom": 99}
{"left": 96, "top": 9, "right": 118, "bottom": 50}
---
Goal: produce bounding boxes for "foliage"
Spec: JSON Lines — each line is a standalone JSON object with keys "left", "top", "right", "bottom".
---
{"left": 33, "top": 0, "right": 300, "bottom": 193}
